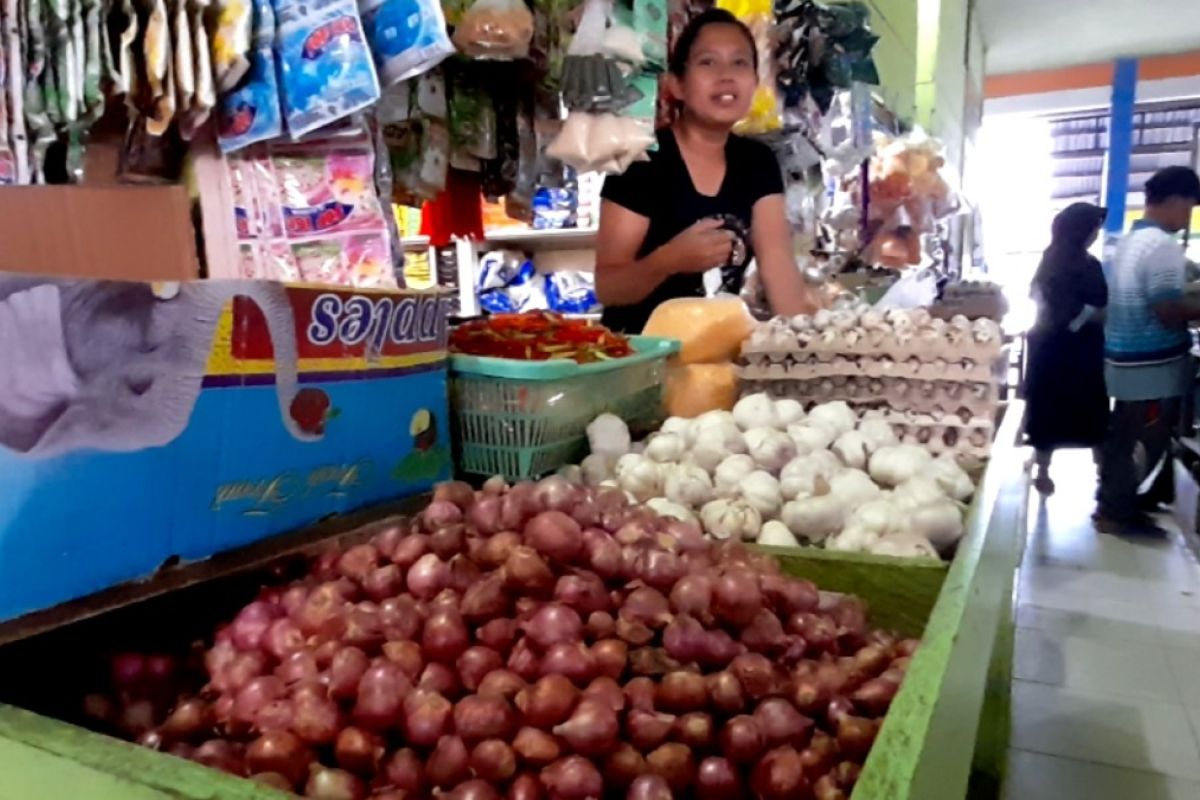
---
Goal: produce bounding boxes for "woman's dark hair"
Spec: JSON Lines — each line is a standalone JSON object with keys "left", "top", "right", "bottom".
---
{"left": 1050, "top": 202, "right": 1106, "bottom": 250}
{"left": 668, "top": 9, "right": 758, "bottom": 76}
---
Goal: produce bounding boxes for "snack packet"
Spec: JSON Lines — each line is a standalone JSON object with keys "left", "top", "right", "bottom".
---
{"left": 274, "top": 0, "right": 381, "bottom": 138}
{"left": 357, "top": 0, "right": 454, "bottom": 86}
{"left": 452, "top": 0, "right": 534, "bottom": 59}
{"left": 211, "top": 0, "right": 252, "bottom": 91}
{"left": 217, "top": 0, "right": 282, "bottom": 152}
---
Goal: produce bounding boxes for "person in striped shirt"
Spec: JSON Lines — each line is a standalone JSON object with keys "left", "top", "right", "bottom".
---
{"left": 1096, "top": 166, "right": 1200, "bottom": 533}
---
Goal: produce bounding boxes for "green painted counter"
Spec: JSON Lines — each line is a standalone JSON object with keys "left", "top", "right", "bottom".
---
{"left": 0, "top": 406, "right": 1028, "bottom": 799}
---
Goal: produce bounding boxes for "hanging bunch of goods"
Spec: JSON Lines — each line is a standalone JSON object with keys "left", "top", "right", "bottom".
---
{"left": 545, "top": 0, "right": 665, "bottom": 175}
{"left": 861, "top": 131, "right": 958, "bottom": 270}
{"left": 82, "top": 480, "right": 918, "bottom": 798}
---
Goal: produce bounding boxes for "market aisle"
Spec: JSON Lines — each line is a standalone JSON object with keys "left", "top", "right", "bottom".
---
{"left": 1003, "top": 449, "right": 1200, "bottom": 798}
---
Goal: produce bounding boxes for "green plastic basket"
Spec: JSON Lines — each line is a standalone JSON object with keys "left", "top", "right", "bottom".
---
{"left": 450, "top": 335, "right": 680, "bottom": 480}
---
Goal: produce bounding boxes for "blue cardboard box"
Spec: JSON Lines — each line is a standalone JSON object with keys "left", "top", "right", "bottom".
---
{"left": 0, "top": 276, "right": 453, "bottom": 622}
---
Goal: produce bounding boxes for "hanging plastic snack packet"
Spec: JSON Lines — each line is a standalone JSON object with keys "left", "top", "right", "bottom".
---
{"left": 716, "top": 0, "right": 781, "bottom": 135}
{"left": 274, "top": 0, "right": 381, "bottom": 139}
{"left": 180, "top": 0, "right": 215, "bottom": 139}
{"left": 143, "top": 0, "right": 176, "bottom": 135}
{"left": 357, "top": 0, "right": 454, "bottom": 87}
{"left": 217, "top": 0, "right": 282, "bottom": 151}
{"left": 452, "top": 0, "right": 534, "bottom": 60}
{"left": 170, "top": 0, "right": 194, "bottom": 120}
{"left": 212, "top": 0, "right": 252, "bottom": 91}
{"left": 22, "top": 0, "right": 51, "bottom": 182}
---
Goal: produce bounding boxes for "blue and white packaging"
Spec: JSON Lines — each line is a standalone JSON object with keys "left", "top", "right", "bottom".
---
{"left": 274, "top": 0, "right": 381, "bottom": 138}
{"left": 217, "top": 0, "right": 284, "bottom": 153}
{"left": 357, "top": 0, "right": 455, "bottom": 87}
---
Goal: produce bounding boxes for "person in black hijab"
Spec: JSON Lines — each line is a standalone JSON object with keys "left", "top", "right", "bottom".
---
{"left": 1025, "top": 202, "right": 1109, "bottom": 495}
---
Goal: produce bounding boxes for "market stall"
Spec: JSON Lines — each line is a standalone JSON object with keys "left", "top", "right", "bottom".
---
{"left": 0, "top": 403, "right": 1025, "bottom": 799}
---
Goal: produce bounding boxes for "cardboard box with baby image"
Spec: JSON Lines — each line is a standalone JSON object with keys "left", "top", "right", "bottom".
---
{"left": 0, "top": 275, "right": 453, "bottom": 623}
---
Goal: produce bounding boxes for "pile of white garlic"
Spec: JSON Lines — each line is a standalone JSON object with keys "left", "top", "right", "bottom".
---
{"left": 569, "top": 392, "right": 977, "bottom": 561}
{"left": 738, "top": 307, "right": 1001, "bottom": 461}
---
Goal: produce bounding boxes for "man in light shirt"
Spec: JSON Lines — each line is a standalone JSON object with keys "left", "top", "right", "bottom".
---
{"left": 1096, "top": 166, "right": 1200, "bottom": 533}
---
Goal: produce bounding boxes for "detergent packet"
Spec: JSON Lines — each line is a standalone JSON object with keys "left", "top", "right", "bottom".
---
{"left": 357, "top": 0, "right": 454, "bottom": 87}
{"left": 274, "top": 0, "right": 381, "bottom": 139}
{"left": 217, "top": 0, "right": 282, "bottom": 152}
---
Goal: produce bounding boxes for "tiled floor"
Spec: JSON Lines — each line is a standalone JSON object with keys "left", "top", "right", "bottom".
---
{"left": 1003, "top": 450, "right": 1200, "bottom": 798}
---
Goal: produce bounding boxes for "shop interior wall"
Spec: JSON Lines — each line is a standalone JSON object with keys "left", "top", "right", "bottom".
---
{"left": 856, "top": 0, "right": 919, "bottom": 122}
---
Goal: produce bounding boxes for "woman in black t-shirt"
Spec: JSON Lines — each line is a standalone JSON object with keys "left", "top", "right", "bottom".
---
{"left": 595, "top": 9, "right": 820, "bottom": 333}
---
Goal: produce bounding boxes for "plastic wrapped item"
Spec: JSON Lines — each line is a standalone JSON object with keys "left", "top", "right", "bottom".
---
{"left": 545, "top": 271, "right": 598, "bottom": 314}
{"left": 222, "top": 133, "right": 397, "bottom": 288}
{"left": 451, "top": 0, "right": 534, "bottom": 59}
{"left": 544, "top": 111, "right": 654, "bottom": 175}
{"left": 212, "top": 0, "right": 252, "bottom": 90}
{"left": 217, "top": 0, "right": 281, "bottom": 152}
{"left": 643, "top": 296, "right": 755, "bottom": 363}
{"left": 274, "top": 0, "right": 381, "bottom": 138}
{"left": 379, "top": 72, "right": 450, "bottom": 205}
{"left": 716, "top": 0, "right": 780, "bottom": 135}
{"left": 358, "top": 0, "right": 455, "bottom": 86}
{"left": 665, "top": 362, "right": 738, "bottom": 417}
{"left": 180, "top": 0, "right": 217, "bottom": 138}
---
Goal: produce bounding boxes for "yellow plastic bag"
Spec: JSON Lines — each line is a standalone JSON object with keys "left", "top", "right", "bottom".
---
{"left": 717, "top": 0, "right": 781, "bottom": 135}
{"left": 643, "top": 296, "right": 754, "bottom": 364}
{"left": 665, "top": 363, "right": 738, "bottom": 418}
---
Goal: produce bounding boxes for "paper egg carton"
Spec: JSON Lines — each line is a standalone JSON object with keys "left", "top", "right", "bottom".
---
{"left": 740, "top": 309, "right": 1005, "bottom": 364}
{"left": 739, "top": 352, "right": 1000, "bottom": 383}
{"left": 737, "top": 374, "right": 998, "bottom": 419}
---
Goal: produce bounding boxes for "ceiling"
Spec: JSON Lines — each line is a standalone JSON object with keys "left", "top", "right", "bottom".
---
{"left": 979, "top": 0, "right": 1200, "bottom": 75}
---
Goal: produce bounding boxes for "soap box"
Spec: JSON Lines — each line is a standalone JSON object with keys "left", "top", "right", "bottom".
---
{"left": 0, "top": 275, "right": 453, "bottom": 622}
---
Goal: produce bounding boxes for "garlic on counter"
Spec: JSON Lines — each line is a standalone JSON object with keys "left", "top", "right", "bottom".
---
{"left": 828, "top": 468, "right": 882, "bottom": 507}
{"left": 857, "top": 417, "right": 899, "bottom": 451}
{"left": 740, "top": 471, "right": 783, "bottom": 519}
{"left": 659, "top": 416, "right": 694, "bottom": 444}
{"left": 644, "top": 432, "right": 687, "bottom": 464}
{"left": 868, "top": 444, "right": 934, "bottom": 487}
{"left": 844, "top": 497, "right": 910, "bottom": 538}
{"left": 744, "top": 427, "right": 797, "bottom": 472}
{"left": 781, "top": 493, "right": 845, "bottom": 543}
{"left": 825, "top": 525, "right": 880, "bottom": 552}
{"left": 614, "top": 454, "right": 663, "bottom": 502}
{"left": 831, "top": 431, "right": 870, "bottom": 470}
{"left": 587, "top": 413, "right": 632, "bottom": 460}
{"left": 646, "top": 497, "right": 698, "bottom": 523}
{"left": 664, "top": 463, "right": 715, "bottom": 508}
{"left": 779, "top": 458, "right": 833, "bottom": 501}
{"left": 689, "top": 425, "right": 747, "bottom": 473}
{"left": 773, "top": 398, "right": 806, "bottom": 426}
{"left": 757, "top": 520, "right": 800, "bottom": 547}
{"left": 732, "top": 392, "right": 779, "bottom": 431}
{"left": 787, "top": 422, "right": 836, "bottom": 454}
{"left": 870, "top": 531, "right": 939, "bottom": 559}
{"left": 929, "top": 456, "right": 975, "bottom": 501}
{"left": 714, "top": 454, "right": 756, "bottom": 497}
{"left": 891, "top": 476, "right": 947, "bottom": 510}
{"left": 700, "top": 498, "right": 763, "bottom": 541}
{"left": 807, "top": 401, "right": 858, "bottom": 435}
{"left": 908, "top": 500, "right": 965, "bottom": 549}
{"left": 581, "top": 453, "right": 614, "bottom": 486}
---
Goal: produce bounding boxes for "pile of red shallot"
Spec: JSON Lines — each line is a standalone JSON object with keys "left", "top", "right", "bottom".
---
{"left": 86, "top": 477, "right": 916, "bottom": 799}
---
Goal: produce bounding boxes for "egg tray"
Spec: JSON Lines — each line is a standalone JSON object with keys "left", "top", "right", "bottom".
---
{"left": 740, "top": 330, "right": 1004, "bottom": 364}
{"left": 738, "top": 352, "right": 1001, "bottom": 383}
{"left": 736, "top": 374, "right": 998, "bottom": 417}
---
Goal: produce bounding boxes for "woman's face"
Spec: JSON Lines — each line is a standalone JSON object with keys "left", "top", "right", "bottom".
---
{"left": 669, "top": 24, "right": 758, "bottom": 128}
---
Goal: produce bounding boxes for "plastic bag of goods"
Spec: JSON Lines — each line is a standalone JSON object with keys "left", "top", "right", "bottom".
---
{"left": 357, "top": 0, "right": 455, "bottom": 86}
{"left": 451, "top": 0, "right": 534, "bottom": 59}
{"left": 665, "top": 363, "right": 738, "bottom": 418}
{"left": 642, "top": 296, "right": 754, "bottom": 363}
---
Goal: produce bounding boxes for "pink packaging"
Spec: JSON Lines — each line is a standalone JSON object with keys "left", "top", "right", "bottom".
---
{"left": 221, "top": 134, "right": 395, "bottom": 288}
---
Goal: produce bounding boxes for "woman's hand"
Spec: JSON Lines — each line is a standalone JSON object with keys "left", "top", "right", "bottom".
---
{"left": 662, "top": 218, "right": 735, "bottom": 272}
{"left": 751, "top": 194, "right": 822, "bottom": 316}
